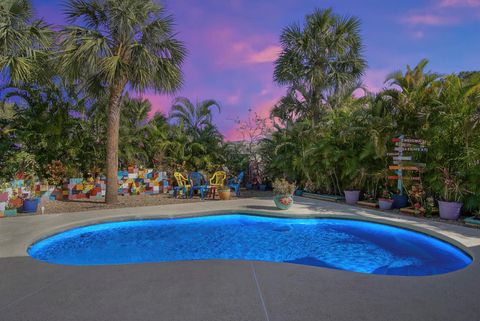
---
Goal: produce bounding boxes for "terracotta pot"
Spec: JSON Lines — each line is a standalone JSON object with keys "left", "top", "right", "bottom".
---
{"left": 218, "top": 189, "right": 231, "bottom": 200}
{"left": 378, "top": 198, "right": 394, "bottom": 210}
{"left": 438, "top": 201, "right": 462, "bottom": 220}
{"left": 344, "top": 190, "right": 360, "bottom": 205}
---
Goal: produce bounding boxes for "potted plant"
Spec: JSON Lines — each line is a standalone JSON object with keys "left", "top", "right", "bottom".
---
{"left": 344, "top": 170, "right": 366, "bottom": 205}
{"left": 21, "top": 154, "right": 40, "bottom": 214}
{"left": 357, "top": 190, "right": 378, "bottom": 208}
{"left": 272, "top": 178, "right": 296, "bottom": 210}
{"left": 378, "top": 189, "right": 394, "bottom": 210}
{"left": 4, "top": 197, "right": 21, "bottom": 216}
{"left": 4, "top": 204, "right": 18, "bottom": 216}
{"left": 294, "top": 188, "right": 304, "bottom": 196}
{"left": 259, "top": 177, "right": 268, "bottom": 191}
{"left": 392, "top": 190, "right": 409, "bottom": 209}
{"left": 437, "top": 168, "right": 465, "bottom": 220}
{"left": 218, "top": 186, "right": 231, "bottom": 200}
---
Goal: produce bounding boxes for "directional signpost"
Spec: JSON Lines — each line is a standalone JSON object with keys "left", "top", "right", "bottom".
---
{"left": 387, "top": 135, "right": 427, "bottom": 195}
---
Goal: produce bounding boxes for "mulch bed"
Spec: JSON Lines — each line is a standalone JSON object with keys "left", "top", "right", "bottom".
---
{"left": 15, "top": 189, "right": 272, "bottom": 216}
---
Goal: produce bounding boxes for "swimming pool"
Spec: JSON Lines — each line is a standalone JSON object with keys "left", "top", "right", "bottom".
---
{"left": 28, "top": 214, "right": 472, "bottom": 276}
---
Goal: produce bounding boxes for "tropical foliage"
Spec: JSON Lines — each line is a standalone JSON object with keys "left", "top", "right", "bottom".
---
{"left": 266, "top": 29, "right": 480, "bottom": 212}
{"left": 0, "top": 2, "right": 479, "bottom": 216}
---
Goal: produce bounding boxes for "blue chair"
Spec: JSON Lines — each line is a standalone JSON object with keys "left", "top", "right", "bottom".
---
{"left": 188, "top": 172, "right": 209, "bottom": 200}
{"left": 227, "top": 171, "right": 244, "bottom": 196}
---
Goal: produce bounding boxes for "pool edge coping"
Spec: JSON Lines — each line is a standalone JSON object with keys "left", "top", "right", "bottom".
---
{"left": 24, "top": 209, "right": 476, "bottom": 262}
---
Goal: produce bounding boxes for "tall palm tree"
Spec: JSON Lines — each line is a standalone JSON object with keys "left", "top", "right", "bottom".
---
{"left": 59, "top": 0, "right": 186, "bottom": 203}
{"left": 169, "top": 97, "right": 221, "bottom": 136}
{"left": 0, "top": 0, "right": 51, "bottom": 83}
{"left": 273, "top": 8, "right": 366, "bottom": 121}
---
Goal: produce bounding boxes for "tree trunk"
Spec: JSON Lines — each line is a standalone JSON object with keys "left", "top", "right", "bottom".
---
{"left": 105, "top": 82, "right": 125, "bottom": 204}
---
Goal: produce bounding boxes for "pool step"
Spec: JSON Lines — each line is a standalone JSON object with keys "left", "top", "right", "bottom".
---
{"left": 302, "top": 192, "right": 345, "bottom": 202}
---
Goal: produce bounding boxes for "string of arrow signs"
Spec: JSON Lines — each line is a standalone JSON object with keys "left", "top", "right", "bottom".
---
{"left": 387, "top": 137, "right": 427, "bottom": 182}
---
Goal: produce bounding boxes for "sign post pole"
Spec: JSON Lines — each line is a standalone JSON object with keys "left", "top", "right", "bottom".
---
{"left": 397, "top": 135, "right": 404, "bottom": 195}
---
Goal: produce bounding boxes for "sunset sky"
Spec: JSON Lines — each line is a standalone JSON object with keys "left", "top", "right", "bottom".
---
{"left": 33, "top": 0, "right": 480, "bottom": 139}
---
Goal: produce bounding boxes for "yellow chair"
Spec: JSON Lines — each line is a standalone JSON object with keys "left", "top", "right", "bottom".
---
{"left": 173, "top": 172, "right": 190, "bottom": 198}
{"left": 209, "top": 171, "right": 227, "bottom": 187}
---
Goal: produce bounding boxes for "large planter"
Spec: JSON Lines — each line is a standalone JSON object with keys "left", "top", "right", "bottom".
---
{"left": 294, "top": 189, "right": 304, "bottom": 196}
{"left": 22, "top": 198, "right": 39, "bottom": 213}
{"left": 344, "top": 190, "right": 360, "bottom": 205}
{"left": 218, "top": 189, "right": 231, "bottom": 200}
{"left": 438, "top": 200, "right": 462, "bottom": 220}
{"left": 392, "top": 194, "right": 409, "bottom": 209}
{"left": 274, "top": 194, "right": 294, "bottom": 210}
{"left": 378, "top": 198, "right": 394, "bottom": 210}
{"left": 259, "top": 184, "right": 267, "bottom": 191}
{"left": 4, "top": 208, "right": 17, "bottom": 217}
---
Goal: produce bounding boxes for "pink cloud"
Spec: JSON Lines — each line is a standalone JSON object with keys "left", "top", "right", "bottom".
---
{"left": 361, "top": 69, "right": 390, "bottom": 94}
{"left": 192, "top": 24, "right": 280, "bottom": 68}
{"left": 247, "top": 45, "right": 281, "bottom": 64}
{"left": 136, "top": 93, "right": 175, "bottom": 117}
{"left": 439, "top": 0, "right": 480, "bottom": 7}
{"left": 401, "top": 14, "right": 457, "bottom": 26}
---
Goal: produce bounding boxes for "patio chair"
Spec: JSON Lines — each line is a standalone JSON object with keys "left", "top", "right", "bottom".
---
{"left": 209, "top": 171, "right": 227, "bottom": 187}
{"left": 188, "top": 172, "right": 209, "bottom": 200}
{"left": 227, "top": 171, "right": 244, "bottom": 197}
{"left": 173, "top": 172, "right": 190, "bottom": 198}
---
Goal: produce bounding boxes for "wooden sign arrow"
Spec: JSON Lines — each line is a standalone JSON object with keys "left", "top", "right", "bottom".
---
{"left": 395, "top": 142, "right": 426, "bottom": 148}
{"left": 392, "top": 156, "right": 412, "bottom": 161}
{"left": 389, "top": 165, "right": 421, "bottom": 171}
{"left": 394, "top": 147, "right": 428, "bottom": 152}
{"left": 403, "top": 138, "right": 426, "bottom": 144}
{"left": 391, "top": 138, "right": 426, "bottom": 144}
{"left": 388, "top": 176, "right": 421, "bottom": 181}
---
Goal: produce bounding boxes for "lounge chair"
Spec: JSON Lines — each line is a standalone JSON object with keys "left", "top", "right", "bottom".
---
{"left": 227, "top": 171, "right": 244, "bottom": 197}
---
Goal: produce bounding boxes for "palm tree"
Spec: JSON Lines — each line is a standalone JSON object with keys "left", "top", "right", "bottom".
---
{"left": 273, "top": 8, "right": 366, "bottom": 121}
{"left": 118, "top": 94, "right": 151, "bottom": 166}
{"left": 59, "top": 0, "right": 186, "bottom": 203}
{"left": 169, "top": 97, "right": 221, "bottom": 136}
{"left": 0, "top": 0, "right": 51, "bottom": 83}
{"left": 384, "top": 59, "right": 440, "bottom": 135}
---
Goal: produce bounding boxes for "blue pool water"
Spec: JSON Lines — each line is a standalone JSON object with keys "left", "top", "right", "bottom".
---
{"left": 28, "top": 215, "right": 472, "bottom": 276}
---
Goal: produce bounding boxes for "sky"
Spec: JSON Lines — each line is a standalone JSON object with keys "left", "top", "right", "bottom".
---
{"left": 33, "top": 0, "right": 480, "bottom": 140}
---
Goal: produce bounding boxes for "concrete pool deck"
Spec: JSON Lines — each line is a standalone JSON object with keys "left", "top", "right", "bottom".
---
{"left": 1, "top": 196, "right": 479, "bottom": 321}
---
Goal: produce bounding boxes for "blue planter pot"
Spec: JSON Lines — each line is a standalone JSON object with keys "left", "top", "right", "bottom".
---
{"left": 246, "top": 183, "right": 253, "bottom": 190}
{"left": 294, "top": 189, "right": 304, "bottom": 196}
{"left": 22, "top": 198, "right": 39, "bottom": 213}
{"left": 392, "top": 194, "right": 409, "bottom": 209}
{"left": 259, "top": 184, "right": 267, "bottom": 191}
